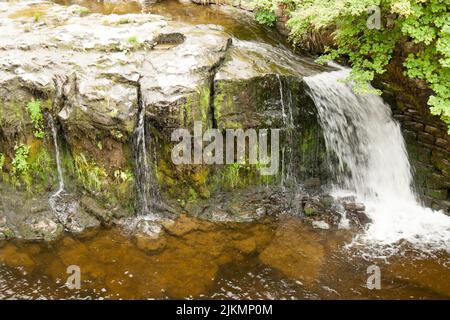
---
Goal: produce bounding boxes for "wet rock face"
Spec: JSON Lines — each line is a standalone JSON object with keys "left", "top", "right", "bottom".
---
{"left": 0, "top": 183, "right": 102, "bottom": 241}
{"left": 0, "top": 184, "right": 63, "bottom": 241}
{"left": 299, "top": 194, "right": 372, "bottom": 230}
{"left": 184, "top": 186, "right": 284, "bottom": 222}
{"left": 0, "top": 0, "right": 331, "bottom": 234}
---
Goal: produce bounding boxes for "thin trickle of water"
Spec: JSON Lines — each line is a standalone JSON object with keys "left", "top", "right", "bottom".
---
{"left": 277, "top": 74, "right": 302, "bottom": 203}
{"left": 276, "top": 74, "right": 294, "bottom": 127}
{"left": 133, "top": 87, "right": 159, "bottom": 220}
{"left": 278, "top": 74, "right": 287, "bottom": 188}
{"left": 48, "top": 114, "right": 72, "bottom": 227}
{"left": 135, "top": 98, "right": 150, "bottom": 215}
{"left": 277, "top": 74, "right": 287, "bottom": 123}
{"left": 304, "top": 67, "right": 450, "bottom": 254}
{"left": 49, "top": 115, "right": 64, "bottom": 195}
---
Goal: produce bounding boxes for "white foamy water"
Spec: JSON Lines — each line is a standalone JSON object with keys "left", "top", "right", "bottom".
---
{"left": 304, "top": 67, "right": 450, "bottom": 254}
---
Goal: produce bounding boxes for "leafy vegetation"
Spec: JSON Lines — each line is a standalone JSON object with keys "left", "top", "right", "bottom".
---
{"left": 74, "top": 153, "right": 107, "bottom": 193}
{"left": 304, "top": 206, "right": 317, "bottom": 216}
{"left": 113, "top": 169, "right": 133, "bottom": 184}
{"left": 33, "top": 11, "right": 42, "bottom": 22}
{"left": 0, "top": 153, "right": 5, "bottom": 171}
{"left": 253, "top": 0, "right": 450, "bottom": 131}
{"left": 118, "top": 18, "right": 131, "bottom": 24}
{"left": 29, "top": 148, "right": 56, "bottom": 189}
{"left": 127, "top": 36, "right": 141, "bottom": 48}
{"left": 255, "top": 9, "right": 277, "bottom": 27}
{"left": 11, "top": 144, "right": 30, "bottom": 177}
{"left": 26, "top": 99, "right": 45, "bottom": 139}
{"left": 77, "top": 7, "right": 90, "bottom": 16}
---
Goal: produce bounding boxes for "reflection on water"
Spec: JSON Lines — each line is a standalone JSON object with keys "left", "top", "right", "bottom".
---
{"left": 53, "top": 0, "right": 286, "bottom": 45}
{"left": 1, "top": 216, "right": 449, "bottom": 299}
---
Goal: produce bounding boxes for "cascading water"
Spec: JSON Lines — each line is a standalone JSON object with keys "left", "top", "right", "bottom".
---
{"left": 135, "top": 97, "right": 150, "bottom": 214}
{"left": 49, "top": 115, "right": 64, "bottom": 195}
{"left": 48, "top": 114, "right": 69, "bottom": 225}
{"left": 276, "top": 74, "right": 294, "bottom": 127}
{"left": 304, "top": 66, "right": 450, "bottom": 254}
{"left": 133, "top": 84, "right": 159, "bottom": 220}
{"left": 277, "top": 74, "right": 287, "bottom": 123}
{"left": 277, "top": 74, "right": 296, "bottom": 189}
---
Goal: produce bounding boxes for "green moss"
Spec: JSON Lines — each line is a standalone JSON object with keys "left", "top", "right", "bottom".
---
{"left": 111, "top": 129, "right": 124, "bottom": 141}
{"left": 69, "top": 152, "right": 134, "bottom": 213}
{"left": 213, "top": 90, "right": 224, "bottom": 122}
{"left": 127, "top": 36, "right": 139, "bottom": 45}
{"left": 217, "top": 162, "right": 244, "bottom": 189}
{"left": 213, "top": 81, "right": 243, "bottom": 129}
{"left": 0, "top": 153, "right": 4, "bottom": 171}
{"left": 298, "top": 123, "right": 326, "bottom": 180}
{"left": 180, "top": 85, "right": 211, "bottom": 128}
{"left": 3, "top": 228, "right": 15, "bottom": 239}
{"left": 77, "top": 7, "right": 90, "bottom": 16}
{"left": 29, "top": 147, "right": 56, "bottom": 191}
{"left": 213, "top": 77, "right": 278, "bottom": 129}
{"left": 199, "top": 86, "right": 210, "bottom": 125}
{"left": 74, "top": 153, "right": 107, "bottom": 193}
{"left": 126, "top": 36, "right": 142, "bottom": 51}
{"left": 304, "top": 207, "right": 316, "bottom": 216}
{"left": 0, "top": 101, "right": 26, "bottom": 134}
{"left": 118, "top": 18, "right": 131, "bottom": 24}
{"left": 211, "top": 160, "right": 275, "bottom": 192}
{"left": 33, "top": 11, "right": 42, "bottom": 22}
{"left": 425, "top": 189, "right": 448, "bottom": 200}
{"left": 187, "top": 187, "right": 198, "bottom": 202}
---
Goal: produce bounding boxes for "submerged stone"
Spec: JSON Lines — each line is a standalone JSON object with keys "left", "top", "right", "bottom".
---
{"left": 0, "top": 244, "right": 36, "bottom": 273}
{"left": 134, "top": 233, "right": 167, "bottom": 253}
{"left": 259, "top": 218, "right": 325, "bottom": 284}
{"left": 312, "top": 220, "right": 330, "bottom": 230}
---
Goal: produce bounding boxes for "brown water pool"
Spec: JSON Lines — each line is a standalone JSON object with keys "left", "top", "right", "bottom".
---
{"left": 1, "top": 215, "right": 449, "bottom": 299}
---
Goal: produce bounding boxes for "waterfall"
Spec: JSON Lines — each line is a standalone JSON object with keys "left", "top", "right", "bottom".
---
{"left": 278, "top": 74, "right": 287, "bottom": 188}
{"left": 48, "top": 115, "right": 68, "bottom": 225}
{"left": 277, "top": 74, "right": 287, "bottom": 123}
{"left": 49, "top": 115, "right": 64, "bottom": 195}
{"left": 134, "top": 89, "right": 158, "bottom": 219}
{"left": 277, "top": 74, "right": 305, "bottom": 219}
{"left": 304, "top": 67, "right": 450, "bottom": 253}
{"left": 276, "top": 74, "right": 294, "bottom": 127}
